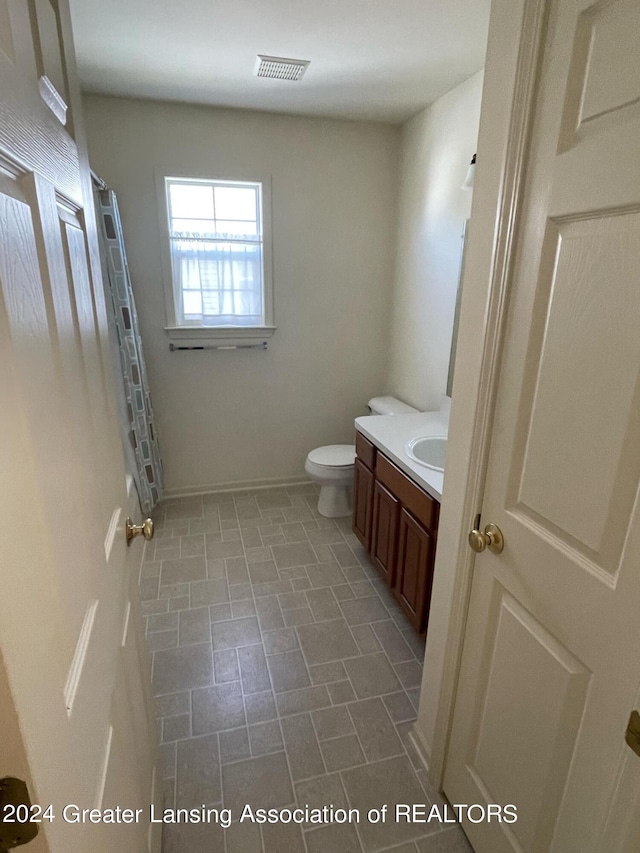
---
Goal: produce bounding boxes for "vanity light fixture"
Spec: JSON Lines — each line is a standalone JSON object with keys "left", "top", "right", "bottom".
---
{"left": 461, "top": 153, "right": 476, "bottom": 190}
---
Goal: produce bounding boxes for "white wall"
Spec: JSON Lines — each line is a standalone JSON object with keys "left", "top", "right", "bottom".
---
{"left": 83, "top": 96, "right": 399, "bottom": 494}
{"left": 387, "top": 72, "right": 484, "bottom": 412}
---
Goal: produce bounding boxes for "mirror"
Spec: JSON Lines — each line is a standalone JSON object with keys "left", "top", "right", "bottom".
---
{"left": 446, "top": 219, "right": 469, "bottom": 398}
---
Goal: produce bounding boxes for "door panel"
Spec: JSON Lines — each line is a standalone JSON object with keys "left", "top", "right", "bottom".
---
{"left": 472, "top": 585, "right": 590, "bottom": 852}
{"left": 509, "top": 212, "right": 640, "bottom": 575}
{"left": 0, "top": 2, "right": 157, "bottom": 850}
{"left": 444, "top": 1, "right": 640, "bottom": 851}
{"left": 560, "top": 0, "right": 640, "bottom": 148}
{"left": 32, "top": 0, "right": 70, "bottom": 116}
{"left": 0, "top": 171, "right": 90, "bottom": 645}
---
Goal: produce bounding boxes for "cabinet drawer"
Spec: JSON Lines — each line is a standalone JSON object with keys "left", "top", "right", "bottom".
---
{"left": 376, "top": 453, "right": 439, "bottom": 535}
{"left": 355, "top": 431, "right": 376, "bottom": 471}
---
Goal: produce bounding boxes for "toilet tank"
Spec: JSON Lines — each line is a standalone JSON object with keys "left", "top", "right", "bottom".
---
{"left": 367, "top": 396, "right": 419, "bottom": 415}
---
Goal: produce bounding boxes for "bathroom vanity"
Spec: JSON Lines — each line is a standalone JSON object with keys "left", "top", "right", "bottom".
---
{"left": 352, "top": 410, "right": 448, "bottom": 634}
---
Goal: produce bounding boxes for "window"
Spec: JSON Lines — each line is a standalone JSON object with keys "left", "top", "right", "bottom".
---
{"left": 159, "top": 172, "right": 274, "bottom": 343}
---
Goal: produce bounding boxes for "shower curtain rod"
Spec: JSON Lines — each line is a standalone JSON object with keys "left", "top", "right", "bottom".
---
{"left": 90, "top": 169, "right": 109, "bottom": 190}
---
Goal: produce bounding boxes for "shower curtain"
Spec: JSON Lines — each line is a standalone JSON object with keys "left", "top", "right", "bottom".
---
{"left": 94, "top": 187, "right": 163, "bottom": 513}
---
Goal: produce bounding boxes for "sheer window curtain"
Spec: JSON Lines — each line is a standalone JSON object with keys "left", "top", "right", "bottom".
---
{"left": 170, "top": 236, "right": 263, "bottom": 326}
{"left": 94, "top": 183, "right": 164, "bottom": 513}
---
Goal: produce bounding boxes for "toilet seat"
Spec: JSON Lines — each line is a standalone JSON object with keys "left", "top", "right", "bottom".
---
{"left": 307, "top": 444, "right": 355, "bottom": 468}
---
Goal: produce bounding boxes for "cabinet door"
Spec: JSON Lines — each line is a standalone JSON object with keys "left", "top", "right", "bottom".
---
{"left": 394, "top": 508, "right": 435, "bottom": 632}
{"left": 371, "top": 481, "right": 399, "bottom": 585}
{"left": 352, "top": 458, "right": 374, "bottom": 549}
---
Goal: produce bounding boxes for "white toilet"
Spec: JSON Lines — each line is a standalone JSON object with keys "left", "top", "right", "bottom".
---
{"left": 305, "top": 396, "right": 419, "bottom": 518}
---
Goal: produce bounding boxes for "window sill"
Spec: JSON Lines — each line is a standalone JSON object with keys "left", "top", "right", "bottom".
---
{"left": 165, "top": 325, "right": 276, "bottom": 348}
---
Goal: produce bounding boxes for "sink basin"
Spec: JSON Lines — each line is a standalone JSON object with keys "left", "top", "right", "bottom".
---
{"left": 405, "top": 435, "right": 447, "bottom": 472}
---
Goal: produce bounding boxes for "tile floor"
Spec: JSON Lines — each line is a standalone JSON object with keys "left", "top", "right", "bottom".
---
{"left": 141, "top": 484, "right": 473, "bottom": 853}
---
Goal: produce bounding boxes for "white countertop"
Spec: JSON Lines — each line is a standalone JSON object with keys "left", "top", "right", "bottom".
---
{"left": 354, "top": 410, "right": 449, "bottom": 501}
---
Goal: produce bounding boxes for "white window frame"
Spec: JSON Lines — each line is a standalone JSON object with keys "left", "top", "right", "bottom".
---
{"left": 156, "top": 166, "right": 276, "bottom": 345}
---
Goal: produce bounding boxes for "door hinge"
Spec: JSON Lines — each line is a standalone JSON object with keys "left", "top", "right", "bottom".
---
{"left": 0, "top": 778, "right": 39, "bottom": 851}
{"left": 625, "top": 710, "right": 640, "bottom": 758}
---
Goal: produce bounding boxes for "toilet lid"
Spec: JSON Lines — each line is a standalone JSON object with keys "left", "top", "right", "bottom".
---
{"left": 308, "top": 445, "right": 356, "bottom": 468}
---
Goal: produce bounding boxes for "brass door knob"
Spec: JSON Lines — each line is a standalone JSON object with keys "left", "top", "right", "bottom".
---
{"left": 468, "top": 521, "right": 504, "bottom": 554}
{"left": 126, "top": 517, "right": 154, "bottom": 546}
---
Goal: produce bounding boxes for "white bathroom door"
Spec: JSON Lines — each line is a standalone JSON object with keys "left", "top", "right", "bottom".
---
{"left": 0, "top": 2, "right": 156, "bottom": 852}
{"left": 443, "top": 1, "right": 640, "bottom": 852}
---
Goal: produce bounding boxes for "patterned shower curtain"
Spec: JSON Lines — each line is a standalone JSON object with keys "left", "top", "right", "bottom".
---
{"left": 94, "top": 187, "right": 163, "bottom": 513}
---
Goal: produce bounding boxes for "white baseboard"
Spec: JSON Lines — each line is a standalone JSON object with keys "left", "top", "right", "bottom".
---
{"left": 163, "top": 474, "right": 313, "bottom": 499}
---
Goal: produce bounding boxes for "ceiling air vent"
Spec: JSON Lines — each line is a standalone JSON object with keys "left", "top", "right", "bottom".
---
{"left": 254, "top": 55, "right": 310, "bottom": 82}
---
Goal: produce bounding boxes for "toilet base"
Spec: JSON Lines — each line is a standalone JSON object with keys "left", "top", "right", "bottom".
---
{"left": 317, "top": 484, "right": 352, "bottom": 518}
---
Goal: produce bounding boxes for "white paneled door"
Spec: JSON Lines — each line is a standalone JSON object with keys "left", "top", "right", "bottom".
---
{"left": 0, "top": 2, "right": 157, "bottom": 852}
{"left": 444, "top": 0, "right": 640, "bottom": 852}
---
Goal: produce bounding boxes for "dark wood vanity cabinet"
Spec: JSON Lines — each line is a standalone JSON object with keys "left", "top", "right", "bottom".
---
{"left": 352, "top": 431, "right": 440, "bottom": 634}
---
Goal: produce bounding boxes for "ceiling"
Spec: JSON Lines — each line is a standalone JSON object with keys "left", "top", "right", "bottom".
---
{"left": 68, "top": 0, "right": 491, "bottom": 124}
